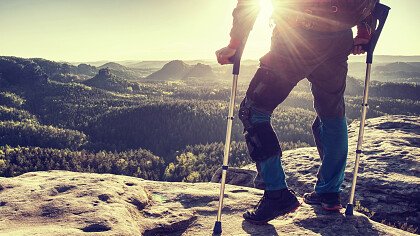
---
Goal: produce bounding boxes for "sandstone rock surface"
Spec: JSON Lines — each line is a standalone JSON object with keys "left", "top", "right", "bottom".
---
{"left": 0, "top": 170, "right": 415, "bottom": 236}
{"left": 212, "top": 115, "right": 420, "bottom": 232}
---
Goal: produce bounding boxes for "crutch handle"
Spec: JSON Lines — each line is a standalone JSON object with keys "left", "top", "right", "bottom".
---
{"left": 229, "top": 40, "right": 247, "bottom": 75}
{"left": 364, "top": 3, "right": 391, "bottom": 63}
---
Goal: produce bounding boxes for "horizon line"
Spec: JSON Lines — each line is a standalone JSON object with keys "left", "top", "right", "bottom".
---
{"left": 2, "top": 54, "right": 420, "bottom": 64}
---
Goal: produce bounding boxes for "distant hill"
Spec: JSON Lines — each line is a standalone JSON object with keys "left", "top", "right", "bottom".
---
{"left": 373, "top": 62, "right": 420, "bottom": 83}
{"left": 145, "top": 60, "right": 189, "bottom": 80}
{"left": 98, "top": 62, "right": 141, "bottom": 81}
{"left": 0, "top": 56, "right": 99, "bottom": 85}
{"left": 375, "top": 62, "right": 420, "bottom": 73}
{"left": 83, "top": 68, "right": 140, "bottom": 93}
{"left": 145, "top": 60, "right": 214, "bottom": 80}
{"left": 290, "top": 75, "right": 420, "bottom": 100}
{"left": 76, "top": 64, "right": 97, "bottom": 77}
{"left": 68, "top": 60, "right": 110, "bottom": 67}
{"left": 29, "top": 58, "right": 97, "bottom": 80}
{"left": 348, "top": 55, "right": 420, "bottom": 63}
{"left": 409, "top": 62, "right": 420, "bottom": 68}
{"left": 217, "top": 56, "right": 420, "bottom": 65}
{"left": 123, "top": 60, "right": 214, "bottom": 69}
{"left": 99, "top": 62, "right": 129, "bottom": 71}
{"left": 125, "top": 61, "right": 169, "bottom": 69}
{"left": 184, "top": 63, "right": 214, "bottom": 78}
{"left": 348, "top": 61, "right": 420, "bottom": 83}
{"left": 0, "top": 57, "right": 48, "bottom": 85}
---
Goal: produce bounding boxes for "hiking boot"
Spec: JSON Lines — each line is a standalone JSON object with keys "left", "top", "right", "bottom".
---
{"left": 243, "top": 189, "right": 300, "bottom": 224}
{"left": 303, "top": 191, "right": 342, "bottom": 211}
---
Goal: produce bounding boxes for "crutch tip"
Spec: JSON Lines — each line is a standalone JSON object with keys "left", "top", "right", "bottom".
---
{"left": 345, "top": 203, "right": 354, "bottom": 216}
{"left": 213, "top": 221, "right": 222, "bottom": 235}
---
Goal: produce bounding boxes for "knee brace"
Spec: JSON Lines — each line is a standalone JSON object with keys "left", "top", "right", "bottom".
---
{"left": 239, "top": 100, "right": 281, "bottom": 162}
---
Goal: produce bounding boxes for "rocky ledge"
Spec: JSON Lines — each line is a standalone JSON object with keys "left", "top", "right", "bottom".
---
{"left": 0, "top": 115, "right": 418, "bottom": 235}
{"left": 212, "top": 115, "right": 420, "bottom": 233}
{"left": 0, "top": 170, "right": 415, "bottom": 236}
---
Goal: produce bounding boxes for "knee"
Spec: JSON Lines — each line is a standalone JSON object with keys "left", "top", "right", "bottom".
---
{"left": 239, "top": 98, "right": 253, "bottom": 130}
{"left": 239, "top": 98, "right": 271, "bottom": 127}
{"left": 239, "top": 98, "right": 281, "bottom": 162}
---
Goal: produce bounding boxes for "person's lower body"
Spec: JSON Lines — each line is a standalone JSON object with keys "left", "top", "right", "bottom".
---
{"left": 239, "top": 68, "right": 300, "bottom": 223}
{"left": 241, "top": 28, "right": 353, "bottom": 223}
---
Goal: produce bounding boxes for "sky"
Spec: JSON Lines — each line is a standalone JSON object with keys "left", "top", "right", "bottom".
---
{"left": 0, "top": 0, "right": 419, "bottom": 62}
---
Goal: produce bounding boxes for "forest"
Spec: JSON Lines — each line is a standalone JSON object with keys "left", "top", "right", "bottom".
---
{"left": 0, "top": 56, "right": 419, "bottom": 182}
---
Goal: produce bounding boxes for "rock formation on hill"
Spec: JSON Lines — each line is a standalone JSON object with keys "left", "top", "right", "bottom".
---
{"left": 83, "top": 68, "right": 140, "bottom": 93}
{"left": 99, "top": 62, "right": 130, "bottom": 71}
{"left": 0, "top": 171, "right": 414, "bottom": 236}
{"left": 184, "top": 63, "right": 214, "bottom": 78}
{"left": 146, "top": 60, "right": 214, "bottom": 80}
{"left": 146, "top": 60, "right": 190, "bottom": 80}
{"left": 212, "top": 115, "right": 420, "bottom": 232}
{"left": 76, "top": 64, "right": 98, "bottom": 77}
{"left": 98, "top": 62, "right": 141, "bottom": 81}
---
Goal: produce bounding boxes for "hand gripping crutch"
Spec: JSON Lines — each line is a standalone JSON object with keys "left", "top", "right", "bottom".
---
{"left": 345, "top": 3, "right": 391, "bottom": 216}
{"left": 213, "top": 38, "right": 248, "bottom": 235}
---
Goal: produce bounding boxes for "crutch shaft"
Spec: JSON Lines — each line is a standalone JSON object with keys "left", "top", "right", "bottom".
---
{"left": 214, "top": 32, "right": 249, "bottom": 234}
{"left": 348, "top": 64, "right": 372, "bottom": 204}
{"left": 216, "top": 170, "right": 228, "bottom": 220}
{"left": 216, "top": 74, "right": 239, "bottom": 222}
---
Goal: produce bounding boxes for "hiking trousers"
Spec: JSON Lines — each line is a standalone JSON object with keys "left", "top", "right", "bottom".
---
{"left": 241, "top": 28, "right": 353, "bottom": 193}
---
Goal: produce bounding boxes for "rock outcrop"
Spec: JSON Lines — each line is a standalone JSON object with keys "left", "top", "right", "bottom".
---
{"left": 0, "top": 170, "right": 414, "bottom": 235}
{"left": 99, "top": 62, "right": 130, "bottom": 72}
{"left": 76, "top": 64, "right": 97, "bottom": 77}
{"left": 184, "top": 63, "right": 214, "bottom": 78}
{"left": 83, "top": 68, "right": 140, "bottom": 93}
{"left": 146, "top": 60, "right": 214, "bottom": 80}
{"left": 98, "top": 62, "right": 140, "bottom": 81}
{"left": 212, "top": 115, "right": 420, "bottom": 232}
{"left": 146, "top": 60, "right": 191, "bottom": 80}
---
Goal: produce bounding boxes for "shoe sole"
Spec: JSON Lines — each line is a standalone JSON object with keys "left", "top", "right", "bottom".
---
{"left": 303, "top": 198, "right": 319, "bottom": 205}
{"left": 244, "top": 201, "right": 301, "bottom": 225}
{"left": 304, "top": 198, "right": 342, "bottom": 212}
{"left": 321, "top": 203, "right": 343, "bottom": 211}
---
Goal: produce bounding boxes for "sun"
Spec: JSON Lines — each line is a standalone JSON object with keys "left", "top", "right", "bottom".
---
{"left": 243, "top": 0, "right": 274, "bottom": 59}
{"left": 259, "top": 0, "right": 274, "bottom": 20}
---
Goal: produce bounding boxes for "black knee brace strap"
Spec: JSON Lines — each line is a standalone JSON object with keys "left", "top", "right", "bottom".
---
{"left": 239, "top": 103, "right": 281, "bottom": 162}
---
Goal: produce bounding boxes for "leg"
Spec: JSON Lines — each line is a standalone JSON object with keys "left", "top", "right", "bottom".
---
{"left": 239, "top": 68, "right": 296, "bottom": 191}
{"left": 304, "top": 53, "right": 349, "bottom": 210}
{"left": 240, "top": 67, "right": 301, "bottom": 224}
{"left": 309, "top": 55, "right": 349, "bottom": 194}
{"left": 241, "top": 27, "right": 343, "bottom": 223}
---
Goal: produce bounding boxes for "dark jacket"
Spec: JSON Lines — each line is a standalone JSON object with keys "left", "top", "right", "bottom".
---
{"left": 229, "top": 0, "right": 376, "bottom": 46}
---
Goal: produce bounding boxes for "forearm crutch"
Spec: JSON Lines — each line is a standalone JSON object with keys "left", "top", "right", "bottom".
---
{"left": 345, "top": 3, "right": 391, "bottom": 216}
{"left": 213, "top": 38, "right": 248, "bottom": 235}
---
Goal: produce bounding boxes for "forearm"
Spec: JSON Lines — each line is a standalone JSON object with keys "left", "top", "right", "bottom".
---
{"left": 356, "top": 15, "right": 375, "bottom": 40}
{"left": 356, "top": 0, "right": 380, "bottom": 40}
{"left": 229, "top": 0, "right": 260, "bottom": 49}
